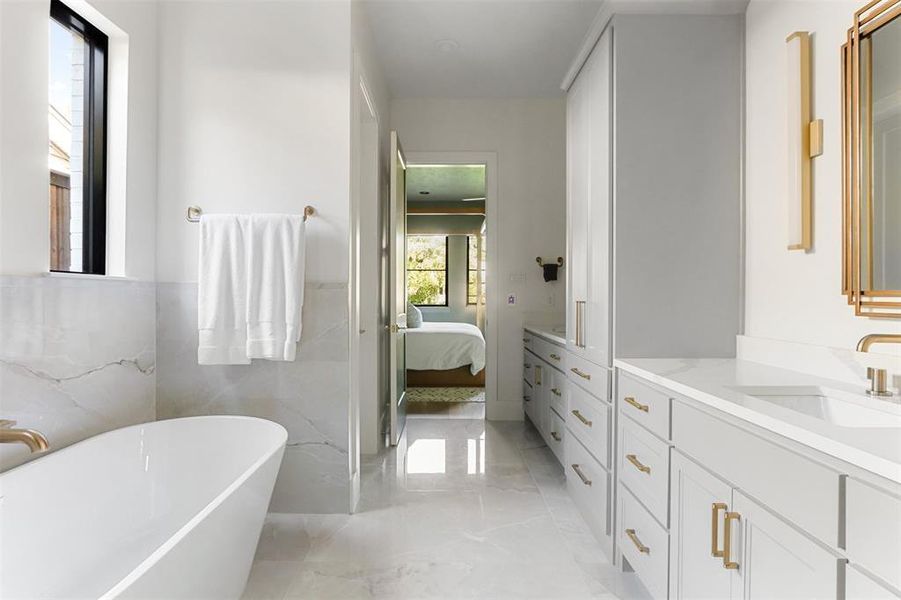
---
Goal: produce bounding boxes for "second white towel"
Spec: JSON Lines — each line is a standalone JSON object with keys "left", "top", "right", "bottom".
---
{"left": 198, "top": 213, "right": 305, "bottom": 365}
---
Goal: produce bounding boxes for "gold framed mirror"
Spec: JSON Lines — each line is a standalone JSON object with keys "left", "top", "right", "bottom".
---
{"left": 843, "top": 0, "right": 901, "bottom": 318}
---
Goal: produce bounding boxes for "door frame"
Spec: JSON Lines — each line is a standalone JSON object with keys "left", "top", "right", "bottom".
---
{"left": 404, "top": 151, "right": 499, "bottom": 418}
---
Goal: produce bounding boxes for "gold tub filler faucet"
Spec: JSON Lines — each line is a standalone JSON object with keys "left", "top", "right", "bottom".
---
{"left": 856, "top": 334, "right": 901, "bottom": 398}
{"left": 0, "top": 419, "right": 49, "bottom": 452}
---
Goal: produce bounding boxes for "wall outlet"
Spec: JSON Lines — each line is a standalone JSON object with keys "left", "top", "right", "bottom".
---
{"left": 507, "top": 294, "right": 516, "bottom": 305}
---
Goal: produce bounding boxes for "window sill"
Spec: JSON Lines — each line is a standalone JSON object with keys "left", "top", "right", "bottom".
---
{"left": 44, "top": 271, "right": 134, "bottom": 282}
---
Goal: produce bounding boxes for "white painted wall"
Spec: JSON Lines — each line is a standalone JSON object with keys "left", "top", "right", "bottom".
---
{"left": 390, "top": 98, "right": 567, "bottom": 414}
{"left": 0, "top": 0, "right": 158, "bottom": 280}
{"left": 744, "top": 0, "right": 901, "bottom": 351}
{"left": 155, "top": 0, "right": 352, "bottom": 285}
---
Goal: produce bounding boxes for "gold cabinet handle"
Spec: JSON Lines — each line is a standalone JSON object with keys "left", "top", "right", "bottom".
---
{"left": 626, "top": 454, "right": 651, "bottom": 474}
{"left": 570, "top": 463, "right": 592, "bottom": 486}
{"left": 523, "top": 395, "right": 531, "bottom": 402}
{"left": 574, "top": 301, "right": 582, "bottom": 348}
{"left": 624, "top": 396, "right": 649, "bottom": 413}
{"left": 551, "top": 388, "right": 562, "bottom": 397}
{"left": 549, "top": 353, "right": 561, "bottom": 361}
{"left": 523, "top": 337, "right": 531, "bottom": 343}
{"left": 524, "top": 363, "right": 532, "bottom": 369}
{"left": 711, "top": 503, "right": 726, "bottom": 558}
{"left": 625, "top": 529, "right": 650, "bottom": 554}
{"left": 571, "top": 409, "right": 593, "bottom": 427}
{"left": 551, "top": 431, "right": 562, "bottom": 442}
{"left": 534, "top": 365, "right": 542, "bottom": 385}
{"left": 722, "top": 511, "right": 740, "bottom": 570}
{"left": 570, "top": 367, "right": 591, "bottom": 380}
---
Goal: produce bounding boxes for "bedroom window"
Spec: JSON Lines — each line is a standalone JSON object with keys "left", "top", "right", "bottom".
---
{"left": 467, "top": 234, "right": 486, "bottom": 305}
{"left": 407, "top": 235, "right": 448, "bottom": 306}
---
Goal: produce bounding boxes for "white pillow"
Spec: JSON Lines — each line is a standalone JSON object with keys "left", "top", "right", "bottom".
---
{"left": 407, "top": 303, "right": 423, "bottom": 328}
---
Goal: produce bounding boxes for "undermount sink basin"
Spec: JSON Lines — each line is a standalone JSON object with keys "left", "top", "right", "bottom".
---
{"left": 730, "top": 385, "right": 901, "bottom": 429}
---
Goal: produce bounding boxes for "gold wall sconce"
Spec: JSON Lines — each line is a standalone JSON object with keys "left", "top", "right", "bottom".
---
{"left": 786, "top": 31, "right": 824, "bottom": 252}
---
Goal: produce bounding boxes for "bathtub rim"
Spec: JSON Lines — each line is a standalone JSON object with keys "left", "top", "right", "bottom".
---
{"left": 0, "top": 415, "right": 287, "bottom": 600}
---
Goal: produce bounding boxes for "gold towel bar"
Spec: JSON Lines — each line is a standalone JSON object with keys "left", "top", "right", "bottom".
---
{"left": 186, "top": 205, "right": 316, "bottom": 223}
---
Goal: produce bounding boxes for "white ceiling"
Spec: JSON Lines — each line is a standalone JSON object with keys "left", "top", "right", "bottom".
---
{"left": 363, "top": 0, "right": 605, "bottom": 98}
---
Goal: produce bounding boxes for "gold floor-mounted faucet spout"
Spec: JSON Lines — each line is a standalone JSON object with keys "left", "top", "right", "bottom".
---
{"left": 0, "top": 420, "right": 50, "bottom": 453}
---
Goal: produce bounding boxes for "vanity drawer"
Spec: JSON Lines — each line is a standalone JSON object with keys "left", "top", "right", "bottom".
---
{"left": 523, "top": 380, "right": 535, "bottom": 421}
{"left": 547, "top": 409, "right": 565, "bottom": 464}
{"left": 620, "top": 414, "right": 671, "bottom": 527}
{"left": 548, "top": 369, "right": 569, "bottom": 420}
{"left": 566, "top": 352, "right": 610, "bottom": 401}
{"left": 846, "top": 478, "right": 901, "bottom": 591}
{"left": 617, "top": 372, "right": 672, "bottom": 441}
{"left": 672, "top": 401, "right": 842, "bottom": 547}
{"left": 532, "top": 336, "right": 566, "bottom": 372}
{"left": 620, "top": 486, "right": 669, "bottom": 600}
{"left": 846, "top": 565, "right": 901, "bottom": 599}
{"left": 523, "top": 352, "right": 537, "bottom": 387}
{"left": 522, "top": 330, "right": 536, "bottom": 353}
{"left": 566, "top": 382, "right": 611, "bottom": 468}
{"left": 566, "top": 432, "right": 611, "bottom": 549}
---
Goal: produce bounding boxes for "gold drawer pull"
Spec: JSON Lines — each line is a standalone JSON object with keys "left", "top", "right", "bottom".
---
{"left": 523, "top": 337, "right": 531, "bottom": 343}
{"left": 626, "top": 454, "right": 651, "bottom": 474}
{"left": 524, "top": 363, "right": 532, "bottom": 369}
{"left": 711, "top": 503, "right": 726, "bottom": 558}
{"left": 625, "top": 529, "right": 650, "bottom": 554}
{"left": 624, "top": 396, "right": 649, "bottom": 413}
{"left": 570, "top": 367, "right": 591, "bottom": 380}
{"left": 722, "top": 511, "right": 740, "bottom": 570}
{"left": 551, "top": 431, "right": 562, "bottom": 442}
{"left": 570, "top": 463, "right": 592, "bottom": 486}
{"left": 551, "top": 388, "right": 562, "bottom": 397}
{"left": 523, "top": 395, "right": 531, "bottom": 402}
{"left": 549, "top": 353, "right": 561, "bottom": 361}
{"left": 571, "top": 409, "right": 592, "bottom": 427}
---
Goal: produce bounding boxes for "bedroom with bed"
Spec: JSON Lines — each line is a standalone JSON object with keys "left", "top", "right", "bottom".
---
{"left": 403, "top": 165, "right": 488, "bottom": 418}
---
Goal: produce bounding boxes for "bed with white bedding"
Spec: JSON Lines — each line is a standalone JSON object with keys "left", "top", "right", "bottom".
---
{"left": 405, "top": 322, "right": 486, "bottom": 378}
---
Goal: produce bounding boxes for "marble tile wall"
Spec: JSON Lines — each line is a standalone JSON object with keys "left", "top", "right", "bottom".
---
{"left": 156, "top": 282, "right": 350, "bottom": 513}
{"left": 0, "top": 275, "right": 156, "bottom": 471}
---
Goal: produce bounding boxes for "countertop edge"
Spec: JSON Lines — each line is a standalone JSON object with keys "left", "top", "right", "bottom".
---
{"left": 523, "top": 325, "right": 566, "bottom": 347}
{"left": 614, "top": 359, "right": 901, "bottom": 485}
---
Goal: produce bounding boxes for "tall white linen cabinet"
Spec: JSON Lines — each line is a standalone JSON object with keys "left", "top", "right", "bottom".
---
{"left": 563, "top": 12, "right": 743, "bottom": 571}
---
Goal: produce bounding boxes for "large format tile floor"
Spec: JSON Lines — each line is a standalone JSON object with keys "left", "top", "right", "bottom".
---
{"left": 242, "top": 417, "right": 647, "bottom": 599}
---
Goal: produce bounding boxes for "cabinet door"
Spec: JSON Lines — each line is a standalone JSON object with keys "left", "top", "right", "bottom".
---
{"left": 670, "top": 451, "right": 734, "bottom": 600}
{"left": 583, "top": 27, "right": 612, "bottom": 368}
{"left": 566, "top": 56, "right": 590, "bottom": 356}
{"left": 731, "top": 490, "right": 843, "bottom": 600}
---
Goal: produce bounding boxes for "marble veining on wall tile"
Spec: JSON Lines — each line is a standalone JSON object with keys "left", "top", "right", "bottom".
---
{"left": 156, "top": 281, "right": 351, "bottom": 513}
{"left": 0, "top": 275, "right": 156, "bottom": 471}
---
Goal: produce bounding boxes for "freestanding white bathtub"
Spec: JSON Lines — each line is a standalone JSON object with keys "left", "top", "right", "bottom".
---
{"left": 0, "top": 416, "right": 286, "bottom": 600}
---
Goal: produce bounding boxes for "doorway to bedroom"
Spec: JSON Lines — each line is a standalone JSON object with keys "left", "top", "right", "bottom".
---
{"left": 404, "top": 164, "right": 488, "bottom": 420}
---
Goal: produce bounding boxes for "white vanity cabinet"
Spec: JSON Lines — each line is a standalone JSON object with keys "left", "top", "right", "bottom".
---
{"left": 523, "top": 328, "right": 569, "bottom": 466}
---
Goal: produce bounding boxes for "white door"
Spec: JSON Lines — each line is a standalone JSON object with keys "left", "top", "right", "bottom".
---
{"left": 584, "top": 28, "right": 612, "bottom": 368}
{"left": 388, "top": 131, "right": 408, "bottom": 446}
{"left": 670, "top": 451, "right": 735, "bottom": 600}
{"left": 566, "top": 27, "right": 611, "bottom": 368}
{"left": 731, "top": 489, "right": 843, "bottom": 600}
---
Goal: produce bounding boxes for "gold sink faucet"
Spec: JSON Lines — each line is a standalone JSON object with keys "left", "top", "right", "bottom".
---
{"left": 856, "top": 334, "right": 901, "bottom": 397}
{"left": 0, "top": 420, "right": 50, "bottom": 452}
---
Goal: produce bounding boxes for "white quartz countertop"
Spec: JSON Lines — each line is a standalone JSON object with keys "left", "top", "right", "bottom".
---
{"left": 614, "top": 358, "right": 901, "bottom": 484}
{"left": 524, "top": 325, "right": 566, "bottom": 347}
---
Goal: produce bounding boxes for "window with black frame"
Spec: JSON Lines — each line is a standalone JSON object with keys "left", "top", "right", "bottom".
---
{"left": 467, "top": 233, "right": 486, "bottom": 305}
{"left": 48, "top": 0, "right": 108, "bottom": 274}
{"left": 406, "top": 235, "right": 448, "bottom": 306}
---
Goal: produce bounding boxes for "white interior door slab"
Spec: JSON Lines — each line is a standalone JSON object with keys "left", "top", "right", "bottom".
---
{"left": 388, "top": 131, "right": 407, "bottom": 446}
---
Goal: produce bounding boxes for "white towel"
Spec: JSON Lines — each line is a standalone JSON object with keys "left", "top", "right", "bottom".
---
{"left": 246, "top": 214, "right": 305, "bottom": 361}
{"left": 197, "top": 214, "right": 305, "bottom": 365}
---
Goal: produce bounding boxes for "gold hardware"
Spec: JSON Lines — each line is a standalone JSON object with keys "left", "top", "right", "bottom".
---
{"left": 0, "top": 420, "right": 49, "bottom": 453}
{"left": 524, "top": 363, "right": 532, "bottom": 369}
{"left": 523, "top": 337, "right": 531, "bottom": 343}
{"left": 387, "top": 323, "right": 407, "bottom": 333}
{"left": 536, "top": 256, "right": 564, "bottom": 267}
{"left": 571, "top": 463, "right": 592, "bottom": 486}
{"left": 187, "top": 204, "right": 315, "bottom": 223}
{"left": 549, "top": 353, "right": 561, "bottom": 361}
{"left": 523, "top": 395, "right": 531, "bottom": 402}
{"left": 551, "top": 431, "right": 562, "bottom": 442}
{"left": 625, "top": 529, "right": 650, "bottom": 554}
{"left": 785, "top": 31, "right": 814, "bottom": 252}
{"left": 535, "top": 365, "right": 542, "bottom": 386}
{"left": 570, "top": 367, "right": 591, "bottom": 380}
{"left": 571, "top": 409, "right": 592, "bottom": 427}
{"left": 626, "top": 454, "right": 651, "bottom": 474}
{"left": 624, "top": 396, "right": 649, "bottom": 413}
{"left": 551, "top": 388, "right": 562, "bottom": 397}
{"left": 722, "top": 511, "right": 740, "bottom": 570}
{"left": 711, "top": 503, "right": 727, "bottom": 558}
{"left": 809, "top": 119, "right": 824, "bottom": 157}
{"left": 866, "top": 367, "right": 893, "bottom": 397}
{"left": 856, "top": 333, "right": 901, "bottom": 352}
{"left": 574, "top": 301, "right": 582, "bottom": 347}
